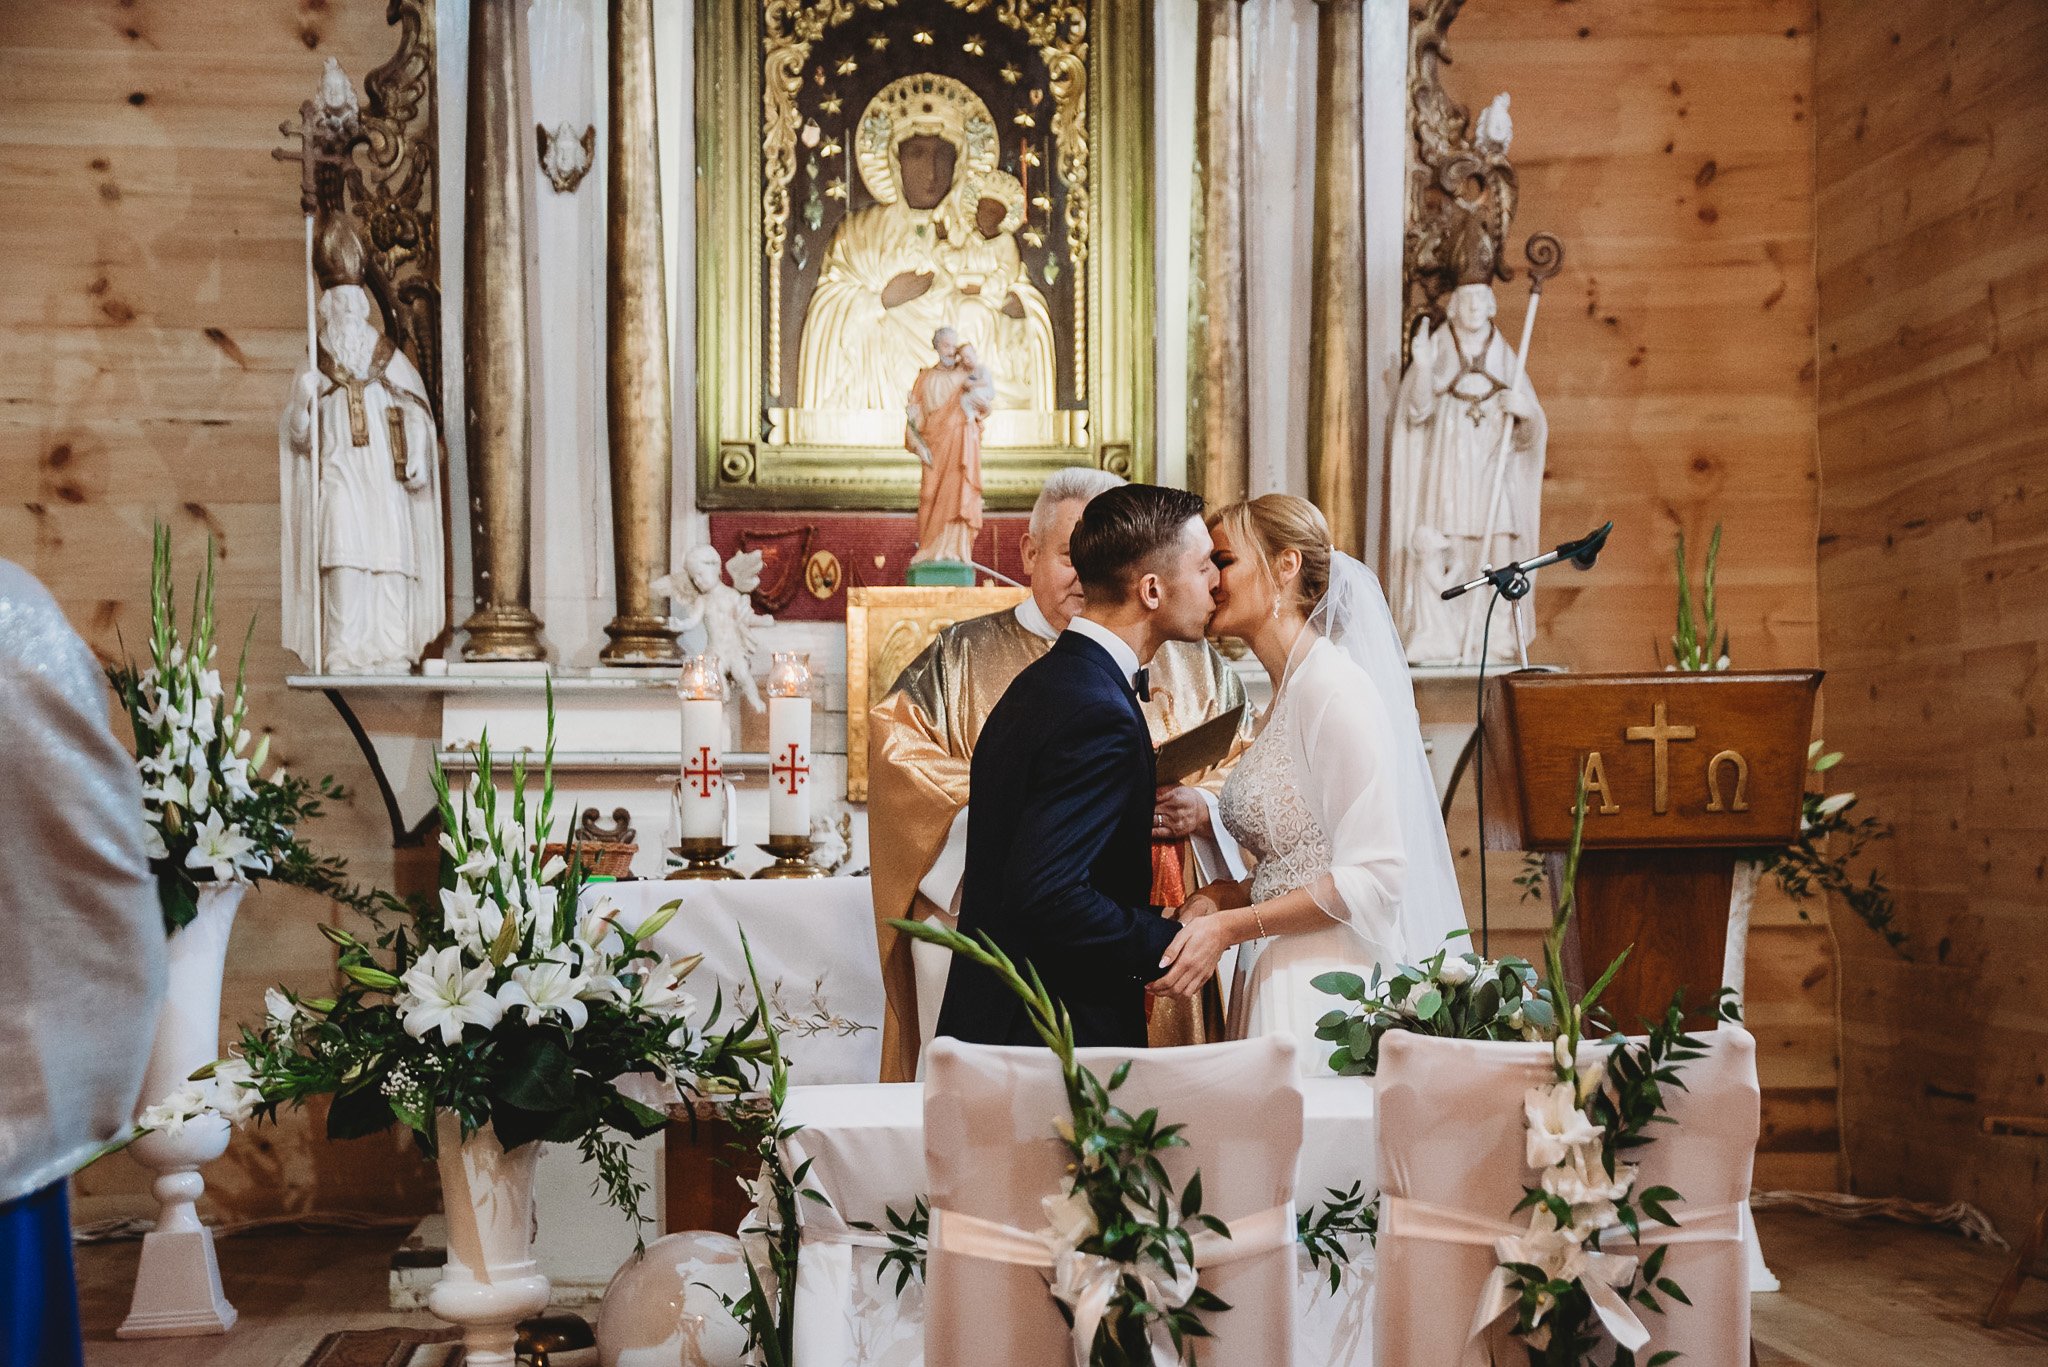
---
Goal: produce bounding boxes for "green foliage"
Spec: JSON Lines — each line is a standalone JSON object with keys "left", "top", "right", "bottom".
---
{"left": 851, "top": 1196, "right": 931, "bottom": 1297}
{"left": 1760, "top": 742, "right": 1906, "bottom": 956}
{"left": 1311, "top": 932, "right": 1555, "bottom": 1076}
{"left": 1296, "top": 1182, "right": 1378, "bottom": 1296}
{"left": 1666, "top": 523, "right": 1729, "bottom": 671}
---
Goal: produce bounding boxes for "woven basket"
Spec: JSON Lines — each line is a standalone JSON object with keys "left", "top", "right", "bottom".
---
{"left": 541, "top": 840, "right": 638, "bottom": 880}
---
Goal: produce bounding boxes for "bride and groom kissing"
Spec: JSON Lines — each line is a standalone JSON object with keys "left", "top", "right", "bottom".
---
{"left": 935, "top": 485, "right": 1465, "bottom": 1074}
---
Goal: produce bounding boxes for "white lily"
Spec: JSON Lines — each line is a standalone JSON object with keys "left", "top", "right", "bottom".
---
{"left": 397, "top": 945, "right": 504, "bottom": 1046}
{"left": 185, "top": 810, "right": 261, "bottom": 882}
{"left": 454, "top": 843, "right": 497, "bottom": 882}
{"left": 439, "top": 885, "right": 505, "bottom": 957}
{"left": 496, "top": 946, "right": 590, "bottom": 1032}
{"left": 142, "top": 822, "right": 168, "bottom": 861}
{"left": 265, "top": 987, "right": 302, "bottom": 1043}
{"left": 1541, "top": 1143, "right": 1636, "bottom": 1212}
{"left": 635, "top": 957, "right": 699, "bottom": 1019}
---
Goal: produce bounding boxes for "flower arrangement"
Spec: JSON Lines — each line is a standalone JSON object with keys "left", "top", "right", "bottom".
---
{"left": 894, "top": 918, "right": 1232, "bottom": 1366}
{"left": 1313, "top": 932, "right": 1555, "bottom": 1076}
{"left": 231, "top": 687, "right": 766, "bottom": 1225}
{"left": 107, "top": 525, "right": 367, "bottom": 934}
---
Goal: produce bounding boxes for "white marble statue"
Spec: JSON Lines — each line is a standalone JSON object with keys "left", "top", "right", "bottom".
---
{"left": 1387, "top": 279, "right": 1548, "bottom": 665}
{"left": 280, "top": 277, "right": 446, "bottom": 674}
{"left": 653, "top": 546, "right": 773, "bottom": 711}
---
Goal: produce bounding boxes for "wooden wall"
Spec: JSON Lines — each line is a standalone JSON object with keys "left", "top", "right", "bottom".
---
{"left": 0, "top": 0, "right": 438, "bottom": 1221}
{"left": 1815, "top": 0, "right": 2048, "bottom": 1242}
{"left": 1447, "top": 0, "right": 1835, "bottom": 1190}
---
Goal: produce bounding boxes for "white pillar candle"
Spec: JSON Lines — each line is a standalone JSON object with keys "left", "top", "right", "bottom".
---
{"left": 677, "top": 654, "right": 727, "bottom": 842}
{"left": 767, "top": 695, "right": 812, "bottom": 838}
{"left": 765, "top": 651, "right": 814, "bottom": 840}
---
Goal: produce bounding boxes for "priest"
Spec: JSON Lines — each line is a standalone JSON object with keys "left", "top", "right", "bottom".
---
{"left": 868, "top": 467, "right": 1250, "bottom": 1080}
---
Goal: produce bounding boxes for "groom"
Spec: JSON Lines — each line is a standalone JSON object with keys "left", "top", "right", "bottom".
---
{"left": 934, "top": 485, "right": 1222, "bottom": 1049}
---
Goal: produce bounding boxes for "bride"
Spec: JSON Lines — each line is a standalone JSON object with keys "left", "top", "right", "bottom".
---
{"left": 1151, "top": 494, "right": 1466, "bottom": 1074}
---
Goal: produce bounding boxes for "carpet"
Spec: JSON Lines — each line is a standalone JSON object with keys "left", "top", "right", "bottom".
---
{"left": 298, "top": 1326, "right": 460, "bottom": 1367}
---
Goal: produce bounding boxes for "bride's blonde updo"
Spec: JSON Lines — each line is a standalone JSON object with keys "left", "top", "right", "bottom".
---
{"left": 1207, "top": 493, "right": 1334, "bottom": 620}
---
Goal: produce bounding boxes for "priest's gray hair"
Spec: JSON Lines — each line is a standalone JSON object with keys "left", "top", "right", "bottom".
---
{"left": 1029, "top": 467, "right": 1126, "bottom": 538}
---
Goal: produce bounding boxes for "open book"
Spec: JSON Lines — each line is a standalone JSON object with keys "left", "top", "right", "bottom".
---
{"left": 1154, "top": 703, "right": 1247, "bottom": 786}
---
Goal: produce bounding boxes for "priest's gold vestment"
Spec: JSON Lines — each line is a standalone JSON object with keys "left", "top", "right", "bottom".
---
{"left": 868, "top": 605, "right": 1249, "bottom": 1080}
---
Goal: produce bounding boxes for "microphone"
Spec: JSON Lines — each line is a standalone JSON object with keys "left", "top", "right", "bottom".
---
{"left": 1440, "top": 521, "right": 1613, "bottom": 600}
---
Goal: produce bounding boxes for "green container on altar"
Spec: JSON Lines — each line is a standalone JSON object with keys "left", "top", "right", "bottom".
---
{"left": 905, "top": 559, "right": 976, "bottom": 587}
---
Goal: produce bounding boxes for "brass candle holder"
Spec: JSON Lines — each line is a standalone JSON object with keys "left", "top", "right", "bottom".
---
{"left": 752, "top": 835, "right": 828, "bottom": 880}
{"left": 666, "top": 836, "right": 742, "bottom": 880}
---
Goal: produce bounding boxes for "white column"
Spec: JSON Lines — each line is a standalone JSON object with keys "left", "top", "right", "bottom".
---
{"left": 529, "top": 0, "right": 613, "bottom": 665}
{"left": 438, "top": 0, "right": 474, "bottom": 620}
{"left": 1153, "top": 0, "right": 1200, "bottom": 490}
{"left": 1242, "top": 0, "right": 1319, "bottom": 498}
{"left": 655, "top": 0, "right": 701, "bottom": 547}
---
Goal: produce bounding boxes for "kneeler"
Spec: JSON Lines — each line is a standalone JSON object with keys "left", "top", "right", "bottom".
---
{"left": 1375, "top": 1028, "right": 1761, "bottom": 1366}
{"left": 923, "top": 1036, "right": 1305, "bottom": 1367}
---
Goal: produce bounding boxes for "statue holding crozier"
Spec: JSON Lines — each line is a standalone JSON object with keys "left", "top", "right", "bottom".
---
{"left": 280, "top": 212, "right": 446, "bottom": 674}
{"left": 1388, "top": 222, "right": 1556, "bottom": 665}
{"left": 865, "top": 469, "right": 1252, "bottom": 1080}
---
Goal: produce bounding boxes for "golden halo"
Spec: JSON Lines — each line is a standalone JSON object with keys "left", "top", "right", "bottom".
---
{"left": 854, "top": 73, "right": 999, "bottom": 206}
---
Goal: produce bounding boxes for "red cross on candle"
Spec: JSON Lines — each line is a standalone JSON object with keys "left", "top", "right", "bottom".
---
{"left": 772, "top": 742, "right": 810, "bottom": 796}
{"left": 684, "top": 745, "right": 723, "bottom": 798}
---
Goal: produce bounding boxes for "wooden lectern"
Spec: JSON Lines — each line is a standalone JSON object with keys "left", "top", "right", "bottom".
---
{"left": 1480, "top": 670, "right": 1821, "bottom": 1028}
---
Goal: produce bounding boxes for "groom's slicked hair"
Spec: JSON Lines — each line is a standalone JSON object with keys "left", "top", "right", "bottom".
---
{"left": 1071, "top": 484, "right": 1207, "bottom": 605}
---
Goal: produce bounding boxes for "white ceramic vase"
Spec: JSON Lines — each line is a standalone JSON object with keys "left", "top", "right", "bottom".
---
{"left": 429, "top": 1112, "right": 552, "bottom": 1366}
{"left": 118, "top": 879, "right": 244, "bottom": 1339}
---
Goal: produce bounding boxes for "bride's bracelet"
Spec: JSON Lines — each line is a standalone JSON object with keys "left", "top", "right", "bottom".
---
{"left": 1251, "top": 905, "right": 1268, "bottom": 938}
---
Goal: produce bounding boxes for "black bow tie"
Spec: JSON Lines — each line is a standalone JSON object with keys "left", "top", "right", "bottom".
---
{"left": 1133, "top": 667, "right": 1151, "bottom": 702}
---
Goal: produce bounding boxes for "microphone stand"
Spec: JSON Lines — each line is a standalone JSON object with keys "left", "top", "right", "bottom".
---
{"left": 1453, "top": 523, "right": 1612, "bottom": 955}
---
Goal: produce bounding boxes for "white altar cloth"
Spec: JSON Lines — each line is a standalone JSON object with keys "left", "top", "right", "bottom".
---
{"left": 776, "top": 1077, "right": 1378, "bottom": 1367}
{"left": 594, "top": 877, "right": 886, "bottom": 1086}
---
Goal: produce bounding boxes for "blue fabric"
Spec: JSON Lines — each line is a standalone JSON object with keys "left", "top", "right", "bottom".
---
{"left": 0, "top": 1181, "right": 83, "bottom": 1367}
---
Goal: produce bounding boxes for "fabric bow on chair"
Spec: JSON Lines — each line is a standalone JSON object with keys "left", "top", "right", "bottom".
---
{"left": 1374, "top": 1028, "right": 1761, "bottom": 1367}
{"left": 921, "top": 1035, "right": 1306, "bottom": 1367}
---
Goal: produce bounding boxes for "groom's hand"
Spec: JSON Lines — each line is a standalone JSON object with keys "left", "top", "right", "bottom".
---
{"left": 1152, "top": 915, "right": 1232, "bottom": 998}
{"left": 1152, "top": 785, "right": 1209, "bottom": 840}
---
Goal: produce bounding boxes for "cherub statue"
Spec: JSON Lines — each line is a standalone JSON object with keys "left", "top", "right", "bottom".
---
{"left": 652, "top": 545, "right": 774, "bottom": 710}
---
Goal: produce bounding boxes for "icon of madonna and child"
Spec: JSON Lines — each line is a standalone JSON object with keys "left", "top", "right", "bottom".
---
{"left": 794, "top": 73, "right": 1060, "bottom": 420}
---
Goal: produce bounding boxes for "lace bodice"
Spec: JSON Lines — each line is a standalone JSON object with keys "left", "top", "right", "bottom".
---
{"left": 1218, "top": 695, "right": 1333, "bottom": 906}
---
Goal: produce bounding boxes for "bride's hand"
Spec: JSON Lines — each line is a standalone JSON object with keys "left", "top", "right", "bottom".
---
{"left": 1153, "top": 916, "right": 1231, "bottom": 999}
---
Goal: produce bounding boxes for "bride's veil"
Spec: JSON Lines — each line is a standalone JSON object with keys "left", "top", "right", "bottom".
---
{"left": 1284, "top": 550, "right": 1469, "bottom": 961}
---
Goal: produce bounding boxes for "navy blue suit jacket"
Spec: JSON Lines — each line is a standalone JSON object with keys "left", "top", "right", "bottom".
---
{"left": 934, "top": 630, "right": 1179, "bottom": 1049}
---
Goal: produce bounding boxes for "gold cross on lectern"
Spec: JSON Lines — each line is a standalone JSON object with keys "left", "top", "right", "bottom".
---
{"left": 1626, "top": 702, "right": 1698, "bottom": 814}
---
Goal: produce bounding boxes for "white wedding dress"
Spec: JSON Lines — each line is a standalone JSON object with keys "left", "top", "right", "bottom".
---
{"left": 1217, "top": 556, "right": 1468, "bottom": 1076}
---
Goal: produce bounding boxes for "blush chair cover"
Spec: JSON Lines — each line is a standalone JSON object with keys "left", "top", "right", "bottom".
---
{"left": 1374, "top": 1028, "right": 1759, "bottom": 1367}
{"left": 922, "top": 1035, "right": 1306, "bottom": 1367}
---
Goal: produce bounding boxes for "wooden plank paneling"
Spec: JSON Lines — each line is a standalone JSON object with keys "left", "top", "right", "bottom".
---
{"left": 1816, "top": 0, "right": 2048, "bottom": 1247}
{"left": 0, "top": 0, "right": 438, "bottom": 1222}
{"left": 1449, "top": 0, "right": 1835, "bottom": 1172}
